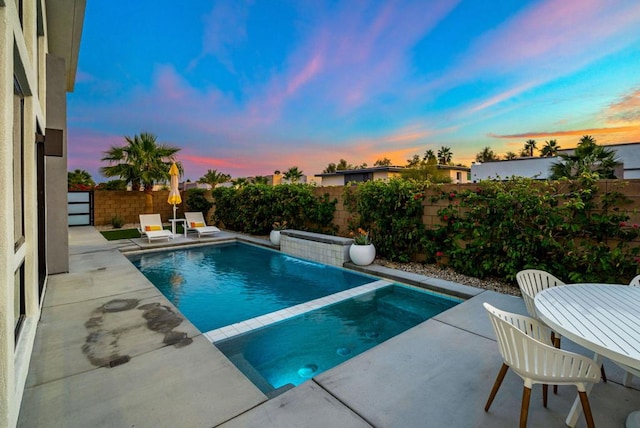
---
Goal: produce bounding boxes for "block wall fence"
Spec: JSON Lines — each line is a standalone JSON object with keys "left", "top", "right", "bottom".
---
{"left": 91, "top": 180, "right": 640, "bottom": 235}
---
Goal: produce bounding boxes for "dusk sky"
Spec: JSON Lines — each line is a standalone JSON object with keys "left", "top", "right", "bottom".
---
{"left": 68, "top": 0, "right": 640, "bottom": 182}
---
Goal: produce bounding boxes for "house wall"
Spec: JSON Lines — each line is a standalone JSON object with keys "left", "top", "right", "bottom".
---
{"left": 471, "top": 143, "right": 640, "bottom": 181}
{"left": 471, "top": 157, "right": 558, "bottom": 181}
{"left": 0, "top": 1, "right": 85, "bottom": 425}
{"left": 319, "top": 175, "right": 344, "bottom": 186}
{"left": 45, "top": 54, "right": 69, "bottom": 274}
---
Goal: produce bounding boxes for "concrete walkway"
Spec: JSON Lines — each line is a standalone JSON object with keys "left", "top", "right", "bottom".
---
{"left": 18, "top": 227, "right": 640, "bottom": 427}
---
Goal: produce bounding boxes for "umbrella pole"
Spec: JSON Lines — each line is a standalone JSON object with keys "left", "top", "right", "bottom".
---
{"left": 173, "top": 204, "right": 177, "bottom": 221}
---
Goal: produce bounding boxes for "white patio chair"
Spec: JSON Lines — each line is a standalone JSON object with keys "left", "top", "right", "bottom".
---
{"left": 138, "top": 214, "right": 173, "bottom": 243}
{"left": 483, "top": 303, "right": 600, "bottom": 428}
{"left": 184, "top": 212, "right": 220, "bottom": 238}
{"left": 516, "top": 269, "right": 608, "bottom": 388}
{"left": 622, "top": 276, "right": 640, "bottom": 386}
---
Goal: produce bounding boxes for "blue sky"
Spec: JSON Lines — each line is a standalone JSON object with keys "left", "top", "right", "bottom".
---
{"left": 68, "top": 0, "right": 640, "bottom": 182}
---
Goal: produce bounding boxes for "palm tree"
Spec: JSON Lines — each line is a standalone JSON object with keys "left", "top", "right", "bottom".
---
{"left": 549, "top": 136, "right": 620, "bottom": 179}
{"left": 232, "top": 177, "right": 249, "bottom": 188}
{"left": 283, "top": 166, "right": 303, "bottom": 183}
{"left": 68, "top": 169, "right": 95, "bottom": 189}
{"left": 524, "top": 139, "right": 537, "bottom": 157}
{"left": 475, "top": 147, "right": 498, "bottom": 163}
{"left": 504, "top": 151, "right": 517, "bottom": 160}
{"left": 198, "top": 169, "right": 231, "bottom": 188}
{"left": 100, "top": 132, "right": 181, "bottom": 212}
{"left": 252, "top": 176, "right": 269, "bottom": 185}
{"left": 423, "top": 149, "right": 436, "bottom": 163}
{"left": 540, "top": 139, "right": 560, "bottom": 157}
{"left": 437, "top": 146, "right": 453, "bottom": 165}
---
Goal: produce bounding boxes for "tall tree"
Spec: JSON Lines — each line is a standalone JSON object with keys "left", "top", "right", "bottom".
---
{"left": 524, "top": 139, "right": 537, "bottom": 157}
{"left": 336, "top": 159, "right": 354, "bottom": 170}
{"left": 423, "top": 149, "right": 436, "bottom": 163}
{"left": 540, "top": 139, "right": 560, "bottom": 157}
{"left": 374, "top": 157, "right": 392, "bottom": 166}
{"left": 437, "top": 146, "right": 453, "bottom": 165}
{"left": 549, "top": 136, "right": 620, "bottom": 179}
{"left": 252, "top": 176, "right": 269, "bottom": 185}
{"left": 283, "top": 166, "right": 303, "bottom": 182}
{"left": 406, "top": 154, "right": 421, "bottom": 168}
{"left": 68, "top": 169, "right": 95, "bottom": 189}
{"left": 475, "top": 147, "right": 499, "bottom": 163}
{"left": 323, "top": 163, "right": 337, "bottom": 173}
{"left": 504, "top": 151, "right": 518, "bottom": 160}
{"left": 100, "top": 132, "right": 181, "bottom": 212}
{"left": 198, "top": 169, "right": 231, "bottom": 187}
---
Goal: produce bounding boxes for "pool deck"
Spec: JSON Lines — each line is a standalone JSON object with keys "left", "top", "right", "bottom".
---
{"left": 18, "top": 226, "right": 640, "bottom": 427}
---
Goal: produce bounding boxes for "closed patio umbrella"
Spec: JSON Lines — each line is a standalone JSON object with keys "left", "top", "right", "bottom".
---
{"left": 167, "top": 162, "right": 181, "bottom": 221}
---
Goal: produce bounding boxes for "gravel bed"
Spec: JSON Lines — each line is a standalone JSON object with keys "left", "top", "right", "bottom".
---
{"left": 373, "top": 259, "right": 521, "bottom": 297}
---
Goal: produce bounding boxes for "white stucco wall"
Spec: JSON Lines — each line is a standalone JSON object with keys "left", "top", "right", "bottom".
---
{"left": 1, "top": 1, "right": 84, "bottom": 425}
{"left": 471, "top": 144, "right": 640, "bottom": 181}
{"left": 472, "top": 157, "right": 561, "bottom": 181}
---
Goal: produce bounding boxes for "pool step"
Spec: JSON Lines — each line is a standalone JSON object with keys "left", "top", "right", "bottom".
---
{"left": 225, "top": 353, "right": 275, "bottom": 396}
{"left": 377, "top": 294, "right": 430, "bottom": 326}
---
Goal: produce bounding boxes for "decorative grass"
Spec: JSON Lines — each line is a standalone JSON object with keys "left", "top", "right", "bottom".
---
{"left": 100, "top": 225, "right": 185, "bottom": 241}
{"left": 100, "top": 228, "right": 141, "bottom": 240}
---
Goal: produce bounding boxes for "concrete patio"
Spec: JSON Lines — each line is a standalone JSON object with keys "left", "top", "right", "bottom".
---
{"left": 18, "top": 227, "right": 640, "bottom": 427}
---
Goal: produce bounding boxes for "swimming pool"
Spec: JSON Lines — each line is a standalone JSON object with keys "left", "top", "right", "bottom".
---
{"left": 128, "top": 242, "right": 375, "bottom": 332}
{"left": 216, "top": 284, "right": 460, "bottom": 394}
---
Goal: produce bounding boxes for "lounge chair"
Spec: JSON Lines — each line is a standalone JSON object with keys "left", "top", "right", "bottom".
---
{"left": 184, "top": 212, "right": 220, "bottom": 238}
{"left": 138, "top": 214, "right": 173, "bottom": 243}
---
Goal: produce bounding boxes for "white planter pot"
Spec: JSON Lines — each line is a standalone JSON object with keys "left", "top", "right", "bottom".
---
{"left": 349, "top": 244, "right": 376, "bottom": 266}
{"left": 270, "top": 230, "right": 281, "bottom": 246}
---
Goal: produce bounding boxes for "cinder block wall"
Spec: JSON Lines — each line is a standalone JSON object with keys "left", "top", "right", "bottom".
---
{"left": 93, "top": 181, "right": 640, "bottom": 236}
{"left": 93, "top": 190, "right": 184, "bottom": 226}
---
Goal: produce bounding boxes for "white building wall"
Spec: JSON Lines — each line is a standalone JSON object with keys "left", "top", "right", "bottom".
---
{"left": 320, "top": 175, "right": 344, "bottom": 186}
{"left": 471, "top": 144, "right": 640, "bottom": 181}
{"left": 471, "top": 157, "right": 558, "bottom": 181}
{"left": 0, "top": 1, "right": 84, "bottom": 425}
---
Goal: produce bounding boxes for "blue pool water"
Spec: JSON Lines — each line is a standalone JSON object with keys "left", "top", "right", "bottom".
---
{"left": 128, "top": 243, "right": 375, "bottom": 331}
{"left": 216, "top": 285, "right": 460, "bottom": 394}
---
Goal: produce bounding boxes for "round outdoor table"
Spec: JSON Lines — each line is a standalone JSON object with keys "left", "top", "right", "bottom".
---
{"left": 534, "top": 284, "right": 640, "bottom": 428}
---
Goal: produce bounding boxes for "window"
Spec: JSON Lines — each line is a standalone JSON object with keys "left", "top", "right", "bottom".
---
{"left": 14, "top": 77, "right": 25, "bottom": 250}
{"left": 456, "top": 172, "right": 462, "bottom": 182}
{"left": 14, "top": 263, "right": 25, "bottom": 342}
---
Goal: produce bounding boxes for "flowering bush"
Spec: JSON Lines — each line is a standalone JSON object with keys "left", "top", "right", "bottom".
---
{"left": 351, "top": 228, "right": 371, "bottom": 245}
{"left": 272, "top": 221, "right": 288, "bottom": 231}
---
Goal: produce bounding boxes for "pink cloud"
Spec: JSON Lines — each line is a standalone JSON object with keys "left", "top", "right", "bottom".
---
{"left": 607, "top": 88, "right": 640, "bottom": 123}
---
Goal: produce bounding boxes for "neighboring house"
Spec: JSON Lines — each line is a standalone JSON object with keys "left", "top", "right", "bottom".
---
{"left": 470, "top": 142, "right": 640, "bottom": 182}
{"left": 436, "top": 165, "right": 471, "bottom": 184}
{"left": 315, "top": 166, "right": 405, "bottom": 186}
{"left": 314, "top": 165, "right": 471, "bottom": 186}
{"left": 0, "top": 1, "right": 86, "bottom": 426}
{"left": 182, "top": 182, "right": 212, "bottom": 191}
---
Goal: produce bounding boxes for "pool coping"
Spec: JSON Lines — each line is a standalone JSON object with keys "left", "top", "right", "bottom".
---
{"left": 203, "top": 279, "right": 394, "bottom": 343}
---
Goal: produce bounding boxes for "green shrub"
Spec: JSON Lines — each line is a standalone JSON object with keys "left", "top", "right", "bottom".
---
{"left": 344, "top": 179, "right": 430, "bottom": 262}
{"left": 430, "top": 175, "right": 640, "bottom": 283}
{"left": 110, "top": 215, "right": 123, "bottom": 229}
{"left": 185, "top": 188, "right": 213, "bottom": 218}
{"left": 212, "top": 183, "right": 337, "bottom": 234}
